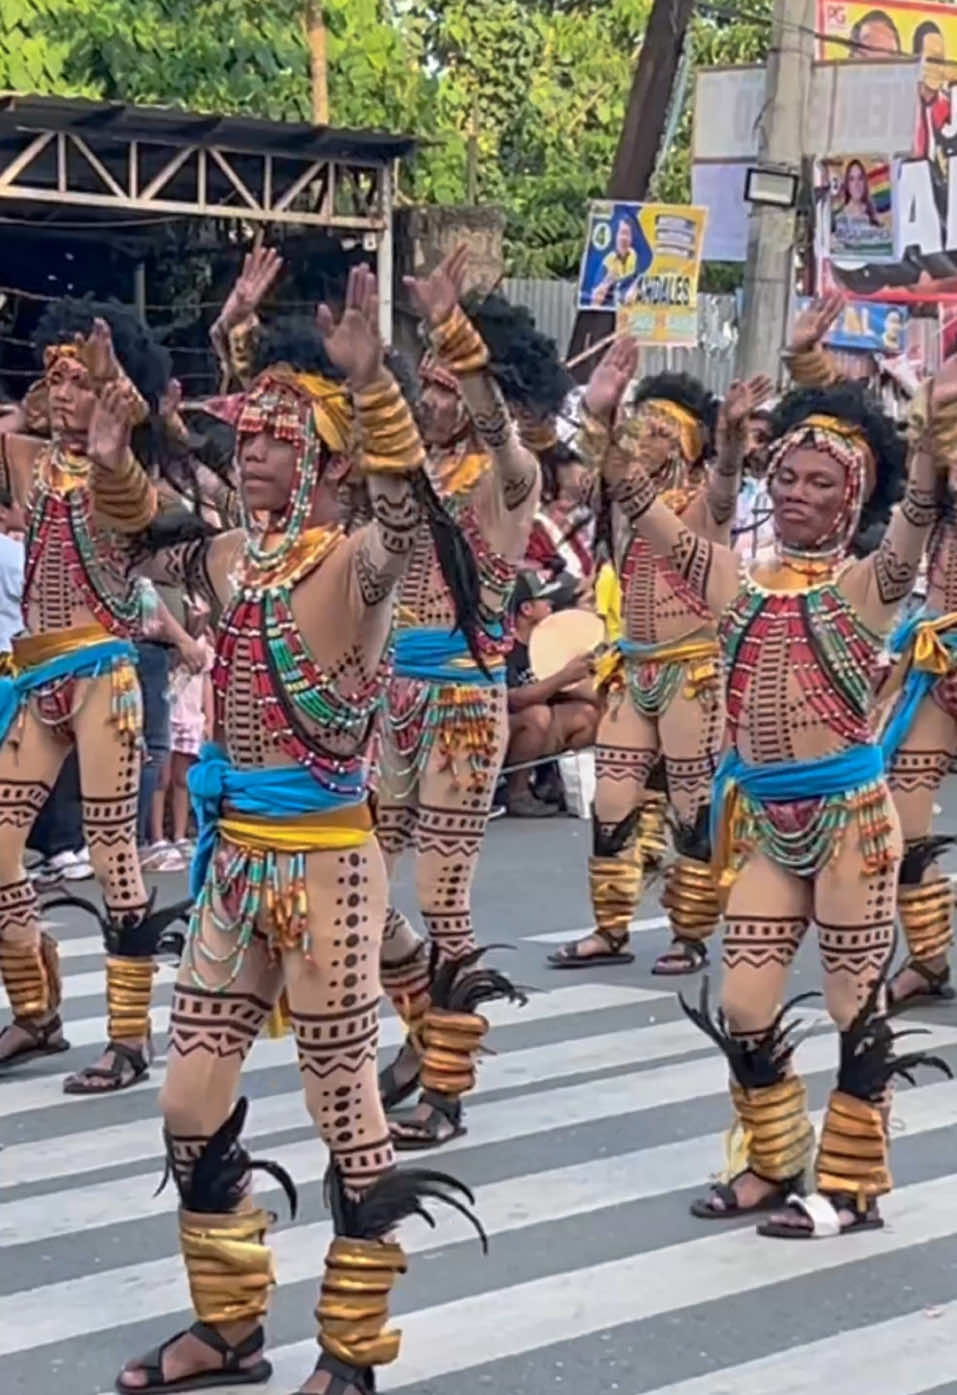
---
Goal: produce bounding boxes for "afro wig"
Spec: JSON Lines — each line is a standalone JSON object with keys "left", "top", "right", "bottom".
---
{"left": 632, "top": 371, "right": 719, "bottom": 447}
{"left": 252, "top": 315, "right": 345, "bottom": 384}
{"left": 34, "top": 297, "right": 171, "bottom": 410}
{"left": 769, "top": 382, "right": 907, "bottom": 547}
{"left": 461, "top": 291, "right": 571, "bottom": 417}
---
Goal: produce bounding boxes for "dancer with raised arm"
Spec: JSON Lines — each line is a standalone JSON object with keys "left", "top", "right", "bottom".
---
{"left": 584, "top": 334, "right": 951, "bottom": 1240}
{"left": 116, "top": 265, "right": 486, "bottom": 1395}
{"left": 375, "top": 249, "right": 561, "bottom": 1150}
{"left": 0, "top": 302, "right": 188, "bottom": 1093}
{"left": 550, "top": 365, "right": 770, "bottom": 975}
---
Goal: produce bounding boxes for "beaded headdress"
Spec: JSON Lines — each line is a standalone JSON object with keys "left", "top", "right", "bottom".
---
{"left": 766, "top": 412, "right": 876, "bottom": 558}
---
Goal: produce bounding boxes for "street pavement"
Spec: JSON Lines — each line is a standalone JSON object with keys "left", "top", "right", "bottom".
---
{"left": 4, "top": 805, "right": 957, "bottom": 1395}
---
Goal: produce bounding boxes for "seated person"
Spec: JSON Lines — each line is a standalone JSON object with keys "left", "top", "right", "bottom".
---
{"left": 505, "top": 570, "right": 600, "bottom": 817}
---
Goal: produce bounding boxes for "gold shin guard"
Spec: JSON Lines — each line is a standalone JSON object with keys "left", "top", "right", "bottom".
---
{"left": 419, "top": 1008, "right": 488, "bottom": 1096}
{"left": 0, "top": 931, "right": 61, "bottom": 1019}
{"left": 317, "top": 1235, "right": 407, "bottom": 1369}
{"left": 816, "top": 1091, "right": 891, "bottom": 1208}
{"left": 637, "top": 797, "right": 668, "bottom": 868}
{"left": 898, "top": 877, "right": 953, "bottom": 963}
{"left": 730, "top": 1076, "right": 815, "bottom": 1184}
{"left": 661, "top": 855, "right": 720, "bottom": 942}
{"left": 105, "top": 955, "right": 157, "bottom": 1041}
{"left": 180, "top": 1207, "right": 276, "bottom": 1325}
{"left": 589, "top": 855, "right": 642, "bottom": 941}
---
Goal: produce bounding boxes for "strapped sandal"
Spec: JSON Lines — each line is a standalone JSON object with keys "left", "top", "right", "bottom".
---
{"left": 757, "top": 1190, "right": 884, "bottom": 1241}
{"left": 378, "top": 1045, "right": 420, "bottom": 1113}
{"left": 297, "top": 1351, "right": 374, "bottom": 1395}
{"left": 652, "top": 938, "right": 708, "bottom": 977}
{"left": 116, "top": 1320, "right": 271, "bottom": 1393}
{"left": 690, "top": 1168, "right": 802, "bottom": 1221}
{"left": 64, "top": 1039, "right": 150, "bottom": 1095}
{"left": 390, "top": 1088, "right": 466, "bottom": 1152}
{"left": 0, "top": 1013, "right": 69, "bottom": 1069}
{"left": 888, "top": 960, "right": 955, "bottom": 1010}
{"left": 548, "top": 927, "right": 635, "bottom": 969}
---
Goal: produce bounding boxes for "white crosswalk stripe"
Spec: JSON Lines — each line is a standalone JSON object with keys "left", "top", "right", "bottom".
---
{"left": 3, "top": 925, "right": 957, "bottom": 1395}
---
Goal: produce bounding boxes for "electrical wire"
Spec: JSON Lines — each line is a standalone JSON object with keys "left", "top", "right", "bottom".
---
{"left": 695, "top": 0, "right": 918, "bottom": 61}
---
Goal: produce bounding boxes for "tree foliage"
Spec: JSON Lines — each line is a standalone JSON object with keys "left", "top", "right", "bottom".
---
{"left": 0, "top": 0, "right": 772, "bottom": 278}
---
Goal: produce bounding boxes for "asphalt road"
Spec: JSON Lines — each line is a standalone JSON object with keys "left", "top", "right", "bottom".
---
{"left": 3, "top": 794, "right": 957, "bottom": 1395}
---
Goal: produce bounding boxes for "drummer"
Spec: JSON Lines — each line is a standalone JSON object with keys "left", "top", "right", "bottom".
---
{"left": 504, "top": 569, "right": 601, "bottom": 817}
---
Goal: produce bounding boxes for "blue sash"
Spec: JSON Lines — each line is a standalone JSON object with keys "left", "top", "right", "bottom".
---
{"left": 187, "top": 743, "right": 367, "bottom": 900}
{"left": 880, "top": 610, "right": 957, "bottom": 763}
{"left": 393, "top": 626, "right": 504, "bottom": 686}
{"left": 0, "top": 638, "right": 136, "bottom": 746}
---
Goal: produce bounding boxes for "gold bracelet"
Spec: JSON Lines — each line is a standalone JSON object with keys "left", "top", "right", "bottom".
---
{"left": 354, "top": 376, "right": 425, "bottom": 474}
{"left": 785, "top": 343, "right": 838, "bottom": 389}
{"left": 430, "top": 304, "right": 490, "bottom": 376}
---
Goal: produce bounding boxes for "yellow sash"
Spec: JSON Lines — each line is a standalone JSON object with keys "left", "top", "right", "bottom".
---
{"left": 12, "top": 622, "right": 112, "bottom": 672}
{"left": 912, "top": 611, "right": 957, "bottom": 676}
{"left": 219, "top": 806, "right": 373, "bottom": 855}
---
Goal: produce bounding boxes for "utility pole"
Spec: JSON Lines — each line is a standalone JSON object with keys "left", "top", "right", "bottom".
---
{"left": 736, "top": 0, "right": 815, "bottom": 381}
{"left": 304, "top": 1, "right": 329, "bottom": 125}
{"left": 566, "top": 0, "right": 696, "bottom": 371}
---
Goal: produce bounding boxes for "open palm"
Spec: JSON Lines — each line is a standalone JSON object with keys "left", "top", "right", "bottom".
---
{"left": 316, "top": 264, "right": 383, "bottom": 390}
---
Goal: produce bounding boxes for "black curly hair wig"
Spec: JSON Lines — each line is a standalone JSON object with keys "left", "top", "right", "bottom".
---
{"left": 461, "top": 291, "right": 572, "bottom": 417}
{"left": 768, "top": 383, "right": 908, "bottom": 551}
{"left": 34, "top": 296, "right": 171, "bottom": 409}
{"left": 251, "top": 315, "right": 345, "bottom": 386}
{"left": 632, "top": 371, "right": 719, "bottom": 463}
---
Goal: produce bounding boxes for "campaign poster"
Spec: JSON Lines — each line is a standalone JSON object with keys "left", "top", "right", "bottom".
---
{"left": 795, "top": 293, "right": 910, "bottom": 353}
{"left": 825, "top": 155, "right": 894, "bottom": 259}
{"left": 576, "top": 200, "right": 707, "bottom": 346}
{"left": 817, "top": 1, "right": 957, "bottom": 64}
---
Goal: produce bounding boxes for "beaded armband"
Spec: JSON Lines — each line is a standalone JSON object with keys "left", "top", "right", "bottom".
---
{"left": 430, "top": 304, "right": 490, "bottom": 377}
{"left": 354, "top": 375, "right": 426, "bottom": 474}
{"left": 783, "top": 343, "right": 839, "bottom": 389}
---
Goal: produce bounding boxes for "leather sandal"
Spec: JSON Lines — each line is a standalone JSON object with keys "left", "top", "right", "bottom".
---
{"left": 0, "top": 1013, "right": 69, "bottom": 1069}
{"left": 757, "top": 1190, "right": 884, "bottom": 1240}
{"left": 64, "top": 1039, "right": 150, "bottom": 1095}
{"left": 115, "top": 1320, "right": 271, "bottom": 1392}
{"left": 548, "top": 927, "right": 635, "bottom": 969}
{"left": 888, "top": 959, "right": 955, "bottom": 1010}
{"left": 297, "top": 1351, "right": 375, "bottom": 1395}
{"left": 390, "top": 1088, "right": 466, "bottom": 1151}
{"left": 652, "top": 938, "right": 709, "bottom": 977}
{"left": 690, "top": 1168, "right": 804, "bottom": 1221}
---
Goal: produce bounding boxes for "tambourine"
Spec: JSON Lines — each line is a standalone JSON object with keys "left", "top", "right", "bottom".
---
{"left": 529, "top": 607, "right": 605, "bottom": 686}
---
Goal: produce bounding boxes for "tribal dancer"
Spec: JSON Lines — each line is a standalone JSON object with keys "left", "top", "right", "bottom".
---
{"left": 0, "top": 301, "right": 188, "bottom": 1093}
{"left": 588, "top": 334, "right": 952, "bottom": 1240}
{"left": 118, "top": 266, "right": 486, "bottom": 1395}
{"left": 375, "top": 248, "right": 562, "bottom": 1149}
{"left": 550, "top": 370, "right": 770, "bottom": 975}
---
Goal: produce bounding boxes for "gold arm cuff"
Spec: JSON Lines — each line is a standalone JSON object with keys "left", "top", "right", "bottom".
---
{"left": 106, "top": 955, "right": 156, "bottom": 1041}
{"left": 898, "top": 879, "right": 954, "bottom": 961}
{"left": 420, "top": 1007, "right": 489, "bottom": 1096}
{"left": 589, "top": 854, "right": 642, "bottom": 935}
{"left": 180, "top": 1207, "right": 275, "bottom": 1325}
{"left": 816, "top": 1090, "right": 891, "bottom": 1201}
{"left": 430, "top": 305, "right": 490, "bottom": 377}
{"left": 661, "top": 856, "right": 720, "bottom": 939}
{"left": 354, "top": 376, "right": 426, "bottom": 474}
{"left": 317, "top": 1237, "right": 405, "bottom": 1369}
{"left": 731, "top": 1076, "right": 815, "bottom": 1182}
{"left": 786, "top": 344, "right": 839, "bottom": 388}
{"left": 93, "top": 450, "right": 157, "bottom": 533}
{"left": 0, "top": 932, "right": 59, "bottom": 1019}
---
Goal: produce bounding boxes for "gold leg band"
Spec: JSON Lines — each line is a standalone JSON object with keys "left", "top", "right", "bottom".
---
{"left": 106, "top": 955, "right": 156, "bottom": 1040}
{"left": 419, "top": 1007, "right": 488, "bottom": 1096}
{"left": 317, "top": 1235, "right": 407, "bottom": 1368}
{"left": 730, "top": 1076, "right": 815, "bottom": 1183}
{"left": 661, "top": 855, "right": 720, "bottom": 941}
{"left": 180, "top": 1206, "right": 276, "bottom": 1325}
{"left": 898, "top": 878, "right": 953, "bottom": 962}
{"left": 637, "top": 797, "right": 668, "bottom": 867}
{"left": 816, "top": 1090, "right": 891, "bottom": 1203}
{"left": 0, "top": 931, "right": 60, "bottom": 1019}
{"left": 590, "top": 855, "right": 642, "bottom": 937}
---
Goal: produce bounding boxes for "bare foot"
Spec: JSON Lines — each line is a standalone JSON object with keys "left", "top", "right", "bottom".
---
{"left": 694, "top": 1170, "right": 780, "bottom": 1216}
{"left": 63, "top": 1037, "right": 148, "bottom": 1093}
{"left": 118, "top": 1322, "right": 261, "bottom": 1390}
{"left": 0, "top": 1015, "right": 66, "bottom": 1064}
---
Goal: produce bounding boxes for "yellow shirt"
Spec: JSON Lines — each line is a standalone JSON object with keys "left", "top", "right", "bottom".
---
{"left": 595, "top": 562, "right": 622, "bottom": 642}
{"left": 601, "top": 249, "right": 637, "bottom": 285}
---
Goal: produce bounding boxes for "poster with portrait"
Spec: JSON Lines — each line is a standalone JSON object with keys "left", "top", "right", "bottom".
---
{"left": 817, "top": 1, "right": 957, "bottom": 64}
{"left": 577, "top": 200, "right": 707, "bottom": 346}
{"left": 825, "top": 155, "right": 895, "bottom": 259}
{"left": 795, "top": 293, "right": 910, "bottom": 353}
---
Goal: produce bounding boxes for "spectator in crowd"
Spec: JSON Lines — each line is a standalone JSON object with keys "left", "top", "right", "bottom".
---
{"left": 733, "top": 401, "right": 776, "bottom": 560}
{"left": 504, "top": 571, "right": 600, "bottom": 817}
{"left": 526, "top": 441, "right": 596, "bottom": 584}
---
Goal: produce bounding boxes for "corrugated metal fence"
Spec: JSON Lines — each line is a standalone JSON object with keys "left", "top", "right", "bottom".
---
{"left": 501, "top": 278, "right": 739, "bottom": 395}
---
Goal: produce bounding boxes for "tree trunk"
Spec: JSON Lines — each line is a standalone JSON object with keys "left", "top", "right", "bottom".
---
{"left": 304, "top": 1, "right": 329, "bottom": 125}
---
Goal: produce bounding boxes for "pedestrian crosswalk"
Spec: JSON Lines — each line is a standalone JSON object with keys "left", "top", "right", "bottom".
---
{"left": 3, "top": 909, "right": 957, "bottom": 1395}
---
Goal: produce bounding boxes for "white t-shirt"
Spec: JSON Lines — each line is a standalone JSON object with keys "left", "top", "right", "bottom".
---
{"left": 0, "top": 533, "right": 24, "bottom": 651}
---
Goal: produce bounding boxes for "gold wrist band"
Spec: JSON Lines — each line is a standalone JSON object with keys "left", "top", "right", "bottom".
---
{"left": 898, "top": 877, "right": 953, "bottom": 961}
{"left": 786, "top": 344, "right": 838, "bottom": 388}
{"left": 354, "top": 377, "right": 425, "bottom": 474}
{"left": 419, "top": 1007, "right": 489, "bottom": 1096}
{"left": 105, "top": 955, "right": 157, "bottom": 1040}
{"left": 430, "top": 304, "right": 490, "bottom": 376}
{"left": 661, "top": 856, "right": 720, "bottom": 939}
{"left": 317, "top": 1235, "right": 407, "bottom": 1368}
{"left": 816, "top": 1090, "right": 891, "bottom": 1203}
{"left": 181, "top": 1206, "right": 276, "bottom": 1326}
{"left": 589, "top": 854, "right": 642, "bottom": 936}
{"left": 730, "top": 1075, "right": 815, "bottom": 1182}
{"left": 0, "top": 931, "right": 61, "bottom": 1019}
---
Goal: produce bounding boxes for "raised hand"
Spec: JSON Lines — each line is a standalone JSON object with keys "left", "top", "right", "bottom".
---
{"left": 159, "top": 377, "right": 183, "bottom": 422}
{"left": 718, "top": 373, "right": 775, "bottom": 442}
{"left": 87, "top": 379, "right": 138, "bottom": 468}
{"left": 403, "top": 243, "right": 469, "bottom": 329}
{"left": 316, "top": 263, "right": 384, "bottom": 391}
{"left": 82, "top": 317, "right": 121, "bottom": 384}
{"left": 584, "top": 336, "right": 639, "bottom": 423}
{"left": 789, "top": 291, "right": 843, "bottom": 354}
{"left": 219, "top": 244, "right": 283, "bottom": 333}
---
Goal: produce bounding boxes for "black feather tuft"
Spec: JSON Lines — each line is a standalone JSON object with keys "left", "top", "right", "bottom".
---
{"left": 161, "top": 1098, "right": 298, "bottom": 1218}
{"left": 670, "top": 804, "right": 713, "bottom": 861}
{"left": 899, "top": 836, "right": 957, "bottom": 886}
{"left": 429, "top": 945, "right": 529, "bottom": 1015}
{"left": 679, "top": 977, "right": 821, "bottom": 1089}
{"left": 324, "top": 1161, "right": 487, "bottom": 1252}
{"left": 593, "top": 807, "right": 641, "bottom": 858}
{"left": 837, "top": 951, "right": 954, "bottom": 1100}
